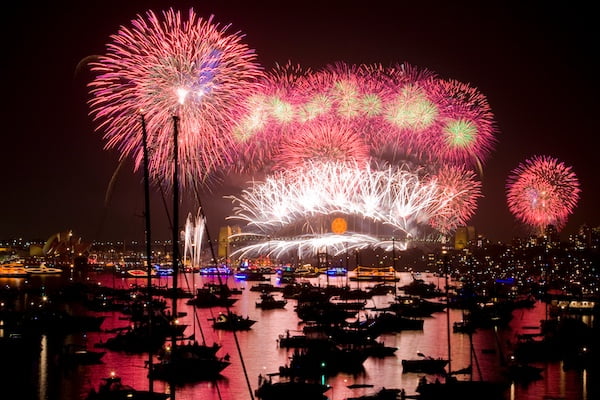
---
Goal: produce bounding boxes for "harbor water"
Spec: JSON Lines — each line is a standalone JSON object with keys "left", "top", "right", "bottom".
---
{"left": 2, "top": 270, "right": 596, "bottom": 400}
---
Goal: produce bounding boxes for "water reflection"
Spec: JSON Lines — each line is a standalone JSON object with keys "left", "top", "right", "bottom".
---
{"left": 39, "top": 335, "right": 48, "bottom": 400}
{"left": 2, "top": 272, "right": 596, "bottom": 400}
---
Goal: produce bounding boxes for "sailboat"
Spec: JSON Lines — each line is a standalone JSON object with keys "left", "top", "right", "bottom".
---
{"left": 415, "top": 251, "right": 508, "bottom": 400}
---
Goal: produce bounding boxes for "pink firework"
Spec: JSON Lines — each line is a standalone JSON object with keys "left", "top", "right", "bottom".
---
{"left": 232, "top": 62, "right": 311, "bottom": 173}
{"left": 88, "top": 8, "right": 263, "bottom": 187}
{"left": 301, "top": 62, "right": 391, "bottom": 130}
{"left": 506, "top": 155, "right": 580, "bottom": 232}
{"left": 381, "top": 63, "right": 439, "bottom": 134}
{"left": 233, "top": 62, "right": 396, "bottom": 174}
{"left": 273, "top": 117, "right": 371, "bottom": 171}
{"left": 426, "top": 79, "right": 497, "bottom": 168}
{"left": 427, "top": 165, "right": 482, "bottom": 234}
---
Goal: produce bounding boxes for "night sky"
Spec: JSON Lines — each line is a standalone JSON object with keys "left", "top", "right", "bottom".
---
{"left": 2, "top": 1, "right": 598, "bottom": 244}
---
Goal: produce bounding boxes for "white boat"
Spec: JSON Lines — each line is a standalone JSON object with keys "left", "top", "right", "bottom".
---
{"left": 0, "top": 262, "right": 30, "bottom": 277}
{"left": 25, "top": 262, "right": 64, "bottom": 275}
{"left": 126, "top": 269, "right": 152, "bottom": 278}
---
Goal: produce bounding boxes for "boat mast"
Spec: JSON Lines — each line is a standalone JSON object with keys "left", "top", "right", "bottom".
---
{"left": 195, "top": 197, "right": 256, "bottom": 400}
{"left": 392, "top": 236, "right": 397, "bottom": 294}
{"left": 140, "top": 112, "right": 154, "bottom": 392}
{"left": 444, "top": 249, "right": 452, "bottom": 376}
{"left": 171, "top": 115, "right": 180, "bottom": 346}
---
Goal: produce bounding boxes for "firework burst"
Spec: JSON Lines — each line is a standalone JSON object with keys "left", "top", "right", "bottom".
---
{"left": 427, "top": 165, "right": 483, "bottom": 234}
{"left": 427, "top": 79, "right": 497, "bottom": 167}
{"left": 273, "top": 118, "right": 371, "bottom": 171}
{"left": 301, "top": 62, "right": 391, "bottom": 140}
{"left": 226, "top": 160, "right": 481, "bottom": 256}
{"left": 232, "top": 62, "right": 311, "bottom": 173}
{"left": 225, "top": 62, "right": 496, "bottom": 256}
{"left": 506, "top": 155, "right": 580, "bottom": 232}
{"left": 88, "top": 8, "right": 263, "bottom": 187}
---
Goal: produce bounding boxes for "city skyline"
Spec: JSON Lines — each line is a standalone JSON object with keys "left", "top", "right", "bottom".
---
{"left": 2, "top": 1, "right": 598, "bottom": 244}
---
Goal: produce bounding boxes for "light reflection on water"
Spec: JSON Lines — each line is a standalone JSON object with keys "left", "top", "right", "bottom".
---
{"left": 9, "top": 272, "right": 595, "bottom": 400}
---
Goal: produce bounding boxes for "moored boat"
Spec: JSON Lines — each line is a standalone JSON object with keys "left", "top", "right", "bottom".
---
{"left": 234, "top": 269, "right": 269, "bottom": 281}
{"left": 211, "top": 311, "right": 257, "bottom": 331}
{"left": 24, "top": 262, "right": 64, "bottom": 275}
{"left": 416, "top": 375, "right": 507, "bottom": 400}
{"left": 255, "top": 374, "right": 330, "bottom": 400}
{"left": 326, "top": 267, "right": 348, "bottom": 276}
{"left": 86, "top": 373, "right": 170, "bottom": 400}
{"left": 199, "top": 265, "right": 232, "bottom": 275}
{"left": 126, "top": 269, "right": 153, "bottom": 278}
{"left": 153, "top": 264, "right": 174, "bottom": 276}
{"left": 401, "top": 353, "right": 448, "bottom": 373}
{"left": 250, "top": 282, "right": 282, "bottom": 293}
{"left": 348, "top": 266, "right": 399, "bottom": 282}
{"left": 347, "top": 387, "right": 405, "bottom": 400}
{"left": 185, "top": 287, "right": 238, "bottom": 308}
{"left": 61, "top": 343, "right": 106, "bottom": 366}
{"left": 150, "top": 342, "right": 230, "bottom": 383}
{"left": 256, "top": 292, "right": 287, "bottom": 309}
{"left": 0, "top": 262, "right": 30, "bottom": 277}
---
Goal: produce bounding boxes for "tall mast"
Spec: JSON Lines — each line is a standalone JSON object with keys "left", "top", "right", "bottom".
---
{"left": 140, "top": 112, "right": 154, "bottom": 392}
{"left": 444, "top": 250, "right": 451, "bottom": 376}
{"left": 392, "top": 236, "right": 397, "bottom": 294}
{"left": 172, "top": 115, "right": 180, "bottom": 344}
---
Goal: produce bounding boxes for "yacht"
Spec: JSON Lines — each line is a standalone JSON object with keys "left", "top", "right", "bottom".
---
{"left": 0, "top": 261, "right": 30, "bottom": 277}
{"left": 25, "top": 262, "right": 64, "bottom": 275}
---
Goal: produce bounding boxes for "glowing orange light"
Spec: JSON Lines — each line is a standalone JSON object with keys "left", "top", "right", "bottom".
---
{"left": 331, "top": 217, "right": 347, "bottom": 234}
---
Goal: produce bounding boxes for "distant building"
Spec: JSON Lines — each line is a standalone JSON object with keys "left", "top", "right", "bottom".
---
{"left": 543, "top": 224, "right": 560, "bottom": 247}
{"left": 218, "top": 225, "right": 241, "bottom": 260}
{"left": 578, "top": 224, "right": 593, "bottom": 248}
{"left": 454, "top": 226, "right": 476, "bottom": 250}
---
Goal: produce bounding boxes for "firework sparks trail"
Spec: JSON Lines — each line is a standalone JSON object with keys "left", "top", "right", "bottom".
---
{"left": 229, "top": 233, "right": 407, "bottom": 260}
{"left": 88, "top": 8, "right": 263, "bottom": 187}
{"left": 183, "top": 211, "right": 205, "bottom": 270}
{"left": 226, "top": 161, "right": 482, "bottom": 256}
{"left": 506, "top": 155, "right": 580, "bottom": 232}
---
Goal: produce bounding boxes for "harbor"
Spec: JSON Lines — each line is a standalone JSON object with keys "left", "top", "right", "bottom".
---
{"left": 0, "top": 266, "right": 596, "bottom": 400}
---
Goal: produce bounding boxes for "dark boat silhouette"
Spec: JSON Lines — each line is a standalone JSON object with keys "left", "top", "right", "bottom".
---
{"left": 86, "top": 374, "right": 169, "bottom": 400}
{"left": 211, "top": 311, "right": 257, "bottom": 331}
{"left": 347, "top": 387, "right": 404, "bottom": 400}
{"left": 401, "top": 352, "right": 449, "bottom": 373}
{"left": 279, "top": 344, "right": 369, "bottom": 378}
{"left": 61, "top": 343, "right": 105, "bottom": 366}
{"left": 416, "top": 375, "right": 506, "bottom": 400}
{"left": 389, "top": 294, "right": 446, "bottom": 317}
{"left": 185, "top": 287, "right": 238, "bottom": 308}
{"left": 255, "top": 374, "right": 330, "bottom": 400}
{"left": 149, "top": 345, "right": 231, "bottom": 383}
{"left": 256, "top": 292, "right": 287, "bottom": 309}
{"left": 95, "top": 310, "right": 187, "bottom": 353}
